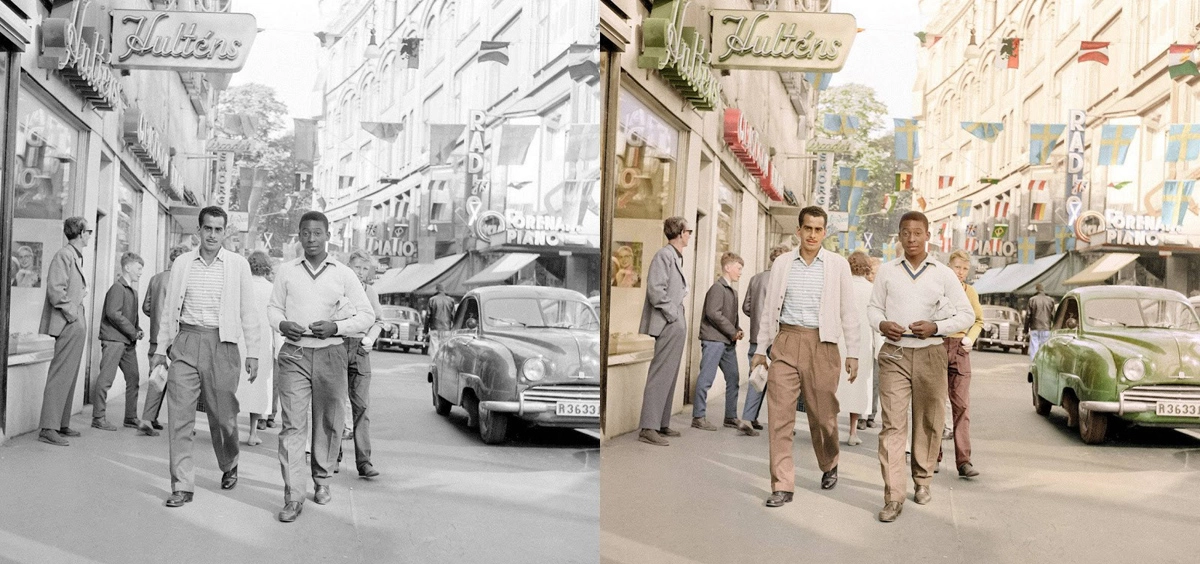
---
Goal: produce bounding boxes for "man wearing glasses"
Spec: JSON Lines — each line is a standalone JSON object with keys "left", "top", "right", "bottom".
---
{"left": 636, "top": 216, "right": 692, "bottom": 446}
{"left": 37, "top": 216, "right": 92, "bottom": 446}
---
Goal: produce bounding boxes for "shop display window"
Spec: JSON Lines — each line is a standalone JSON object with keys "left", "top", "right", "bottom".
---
{"left": 615, "top": 91, "right": 678, "bottom": 220}
{"left": 714, "top": 180, "right": 740, "bottom": 280}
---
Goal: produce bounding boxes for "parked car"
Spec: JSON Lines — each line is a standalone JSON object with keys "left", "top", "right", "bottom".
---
{"left": 429, "top": 286, "right": 601, "bottom": 444}
{"left": 976, "top": 305, "right": 1028, "bottom": 354}
{"left": 1030, "top": 286, "right": 1200, "bottom": 444}
{"left": 376, "top": 305, "right": 428, "bottom": 354}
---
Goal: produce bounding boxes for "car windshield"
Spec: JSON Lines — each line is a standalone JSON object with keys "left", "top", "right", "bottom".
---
{"left": 1085, "top": 298, "right": 1200, "bottom": 330}
{"left": 984, "top": 308, "right": 1017, "bottom": 322}
{"left": 483, "top": 297, "right": 600, "bottom": 330}
{"left": 381, "top": 308, "right": 418, "bottom": 323}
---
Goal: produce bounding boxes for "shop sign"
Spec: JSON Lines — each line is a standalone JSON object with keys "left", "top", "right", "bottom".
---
{"left": 723, "top": 109, "right": 777, "bottom": 197}
{"left": 475, "top": 211, "right": 506, "bottom": 242}
{"left": 367, "top": 232, "right": 418, "bottom": 257}
{"left": 637, "top": 0, "right": 721, "bottom": 111}
{"left": 1096, "top": 209, "right": 1181, "bottom": 246}
{"left": 466, "top": 110, "right": 489, "bottom": 196}
{"left": 122, "top": 108, "right": 170, "bottom": 178}
{"left": 807, "top": 137, "right": 856, "bottom": 154}
{"left": 814, "top": 152, "right": 835, "bottom": 209}
{"left": 207, "top": 137, "right": 263, "bottom": 153}
{"left": 38, "top": 0, "right": 123, "bottom": 111}
{"left": 496, "top": 210, "right": 593, "bottom": 247}
{"left": 1065, "top": 110, "right": 1087, "bottom": 224}
{"left": 710, "top": 10, "right": 857, "bottom": 72}
{"left": 978, "top": 240, "right": 1017, "bottom": 258}
{"left": 110, "top": 10, "right": 257, "bottom": 72}
{"left": 212, "top": 150, "right": 235, "bottom": 209}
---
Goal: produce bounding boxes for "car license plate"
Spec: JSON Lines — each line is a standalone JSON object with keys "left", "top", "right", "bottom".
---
{"left": 556, "top": 401, "right": 599, "bottom": 417}
{"left": 1155, "top": 401, "right": 1200, "bottom": 417}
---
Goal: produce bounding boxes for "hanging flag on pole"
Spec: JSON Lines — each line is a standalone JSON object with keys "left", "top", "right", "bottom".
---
{"left": 956, "top": 200, "right": 972, "bottom": 217}
{"left": 894, "top": 119, "right": 920, "bottom": 161}
{"left": 881, "top": 192, "right": 898, "bottom": 213}
{"left": 997, "top": 38, "right": 1021, "bottom": 69}
{"left": 917, "top": 195, "right": 928, "bottom": 211}
{"left": 914, "top": 31, "right": 943, "bottom": 47}
{"left": 991, "top": 223, "right": 1009, "bottom": 240}
{"left": 895, "top": 172, "right": 913, "bottom": 191}
{"left": 1031, "top": 202, "right": 1049, "bottom": 221}
{"left": 1018, "top": 236, "right": 1037, "bottom": 264}
{"left": 938, "top": 175, "right": 955, "bottom": 190}
{"left": 1165, "top": 124, "right": 1200, "bottom": 162}
{"left": 805, "top": 72, "right": 832, "bottom": 91}
{"left": 1168, "top": 44, "right": 1200, "bottom": 79}
{"left": 964, "top": 237, "right": 979, "bottom": 252}
{"left": 979, "top": 177, "right": 1001, "bottom": 185}
{"left": 966, "top": 223, "right": 978, "bottom": 239}
{"left": 399, "top": 37, "right": 421, "bottom": 69}
{"left": 1098, "top": 125, "right": 1137, "bottom": 165}
{"left": 824, "top": 114, "right": 861, "bottom": 136}
{"left": 1161, "top": 180, "right": 1196, "bottom": 227}
{"left": 1029, "top": 123, "right": 1067, "bottom": 165}
{"left": 961, "top": 122, "right": 1004, "bottom": 141}
{"left": 477, "top": 41, "right": 511, "bottom": 65}
{"left": 1054, "top": 224, "right": 1077, "bottom": 254}
{"left": 1077, "top": 41, "right": 1111, "bottom": 65}
{"left": 992, "top": 200, "right": 1011, "bottom": 219}
{"left": 1027, "top": 179, "right": 1047, "bottom": 191}
{"left": 940, "top": 232, "right": 953, "bottom": 253}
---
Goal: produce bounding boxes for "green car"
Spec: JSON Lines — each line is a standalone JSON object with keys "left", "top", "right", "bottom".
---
{"left": 1030, "top": 286, "right": 1200, "bottom": 444}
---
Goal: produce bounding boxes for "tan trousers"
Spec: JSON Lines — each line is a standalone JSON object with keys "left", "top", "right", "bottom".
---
{"left": 877, "top": 342, "right": 948, "bottom": 503}
{"left": 767, "top": 326, "right": 841, "bottom": 492}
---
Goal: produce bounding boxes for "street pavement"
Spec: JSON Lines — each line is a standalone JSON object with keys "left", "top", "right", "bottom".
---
{"left": 600, "top": 350, "right": 1200, "bottom": 564}
{"left": 0, "top": 350, "right": 599, "bottom": 564}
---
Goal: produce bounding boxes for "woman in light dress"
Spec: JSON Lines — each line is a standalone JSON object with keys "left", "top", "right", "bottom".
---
{"left": 239, "top": 251, "right": 279, "bottom": 446}
{"left": 837, "top": 251, "right": 879, "bottom": 446}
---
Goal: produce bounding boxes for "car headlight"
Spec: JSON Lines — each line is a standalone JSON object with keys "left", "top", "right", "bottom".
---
{"left": 1123, "top": 358, "right": 1145, "bottom": 381}
{"left": 522, "top": 357, "right": 547, "bottom": 381}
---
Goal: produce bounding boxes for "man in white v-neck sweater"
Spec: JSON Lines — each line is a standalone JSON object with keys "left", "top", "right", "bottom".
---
{"left": 267, "top": 211, "right": 374, "bottom": 523}
{"left": 867, "top": 211, "right": 974, "bottom": 523}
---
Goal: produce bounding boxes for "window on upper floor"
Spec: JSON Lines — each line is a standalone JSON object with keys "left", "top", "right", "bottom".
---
{"left": 442, "top": 1, "right": 457, "bottom": 45}
{"left": 338, "top": 153, "right": 354, "bottom": 193}
{"left": 358, "top": 141, "right": 373, "bottom": 189}
{"left": 485, "top": 17, "right": 519, "bottom": 108}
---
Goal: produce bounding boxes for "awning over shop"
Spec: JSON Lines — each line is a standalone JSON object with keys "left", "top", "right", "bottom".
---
{"left": 1063, "top": 253, "right": 1139, "bottom": 286}
{"left": 413, "top": 252, "right": 487, "bottom": 297}
{"left": 1015, "top": 251, "right": 1089, "bottom": 297}
{"left": 464, "top": 253, "right": 540, "bottom": 287}
{"left": 375, "top": 253, "right": 467, "bottom": 295}
{"left": 973, "top": 253, "right": 1067, "bottom": 295}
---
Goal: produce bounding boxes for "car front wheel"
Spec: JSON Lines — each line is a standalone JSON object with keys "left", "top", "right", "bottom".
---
{"left": 1032, "top": 379, "right": 1051, "bottom": 416}
{"left": 479, "top": 407, "right": 509, "bottom": 445}
{"left": 1079, "top": 405, "right": 1109, "bottom": 444}
{"left": 431, "top": 376, "right": 451, "bottom": 416}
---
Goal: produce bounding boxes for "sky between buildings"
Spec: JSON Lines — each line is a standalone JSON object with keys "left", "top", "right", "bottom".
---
{"left": 230, "top": 0, "right": 323, "bottom": 123}
{"left": 832, "top": 0, "right": 923, "bottom": 123}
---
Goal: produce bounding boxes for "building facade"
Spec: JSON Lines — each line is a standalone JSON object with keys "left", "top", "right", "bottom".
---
{"left": 600, "top": 0, "right": 827, "bottom": 439}
{"left": 312, "top": 0, "right": 601, "bottom": 299}
{"left": 915, "top": 0, "right": 1200, "bottom": 293}
{"left": 0, "top": 0, "right": 237, "bottom": 442}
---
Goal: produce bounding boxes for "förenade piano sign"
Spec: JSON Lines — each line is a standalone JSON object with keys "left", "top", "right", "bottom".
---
{"left": 110, "top": 10, "right": 257, "bottom": 72}
{"left": 710, "top": 10, "right": 857, "bottom": 72}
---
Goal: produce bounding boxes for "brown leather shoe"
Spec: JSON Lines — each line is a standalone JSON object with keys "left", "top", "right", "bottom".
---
{"left": 878, "top": 501, "right": 903, "bottom": 522}
{"left": 821, "top": 466, "right": 838, "bottom": 490}
{"left": 638, "top": 429, "right": 669, "bottom": 446}
{"left": 958, "top": 463, "right": 980, "bottom": 478}
{"left": 58, "top": 427, "right": 81, "bottom": 438}
{"left": 91, "top": 418, "right": 118, "bottom": 431}
{"left": 764, "top": 491, "right": 793, "bottom": 507}
{"left": 314, "top": 485, "right": 331, "bottom": 505}
{"left": 138, "top": 421, "right": 160, "bottom": 437}
{"left": 658, "top": 427, "right": 681, "bottom": 437}
{"left": 38, "top": 429, "right": 69, "bottom": 446}
{"left": 277, "top": 501, "right": 303, "bottom": 522}
{"left": 737, "top": 421, "right": 760, "bottom": 437}
{"left": 691, "top": 418, "right": 718, "bottom": 431}
{"left": 914, "top": 485, "right": 931, "bottom": 505}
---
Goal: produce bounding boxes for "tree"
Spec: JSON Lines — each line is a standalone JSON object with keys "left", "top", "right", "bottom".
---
{"left": 215, "top": 83, "right": 289, "bottom": 139}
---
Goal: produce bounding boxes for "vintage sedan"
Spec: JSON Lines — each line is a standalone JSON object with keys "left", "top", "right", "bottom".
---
{"left": 375, "top": 305, "right": 428, "bottom": 354}
{"left": 977, "top": 305, "right": 1027, "bottom": 354}
{"left": 429, "top": 286, "right": 601, "bottom": 444}
{"left": 1030, "top": 286, "right": 1200, "bottom": 444}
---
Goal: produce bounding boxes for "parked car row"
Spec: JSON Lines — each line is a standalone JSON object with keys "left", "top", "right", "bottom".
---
{"left": 374, "top": 305, "right": 429, "bottom": 354}
{"left": 976, "top": 305, "right": 1028, "bottom": 355}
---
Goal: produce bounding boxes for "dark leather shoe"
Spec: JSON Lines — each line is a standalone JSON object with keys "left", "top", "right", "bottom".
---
{"left": 878, "top": 501, "right": 903, "bottom": 522}
{"left": 358, "top": 463, "right": 380, "bottom": 478}
{"left": 164, "top": 491, "right": 194, "bottom": 507}
{"left": 314, "top": 485, "right": 331, "bottom": 505}
{"left": 38, "top": 429, "right": 69, "bottom": 446}
{"left": 57, "top": 427, "right": 81, "bottom": 438}
{"left": 764, "top": 491, "right": 794, "bottom": 507}
{"left": 958, "top": 463, "right": 980, "bottom": 478}
{"left": 723, "top": 418, "right": 739, "bottom": 428}
{"left": 91, "top": 419, "right": 118, "bottom": 431}
{"left": 151, "top": 420, "right": 164, "bottom": 431}
{"left": 221, "top": 466, "right": 238, "bottom": 490}
{"left": 138, "top": 421, "right": 160, "bottom": 437}
{"left": 123, "top": 418, "right": 140, "bottom": 429}
{"left": 821, "top": 466, "right": 838, "bottom": 490}
{"left": 277, "top": 501, "right": 303, "bottom": 522}
{"left": 658, "top": 427, "right": 681, "bottom": 437}
{"left": 750, "top": 420, "right": 763, "bottom": 430}
{"left": 256, "top": 419, "right": 267, "bottom": 430}
{"left": 914, "top": 485, "right": 931, "bottom": 505}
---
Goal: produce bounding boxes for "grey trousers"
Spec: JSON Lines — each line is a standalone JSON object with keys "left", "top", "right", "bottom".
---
{"left": 142, "top": 344, "right": 166, "bottom": 422}
{"left": 639, "top": 319, "right": 686, "bottom": 430}
{"left": 277, "top": 342, "right": 348, "bottom": 503}
{"left": 346, "top": 338, "right": 372, "bottom": 468}
{"left": 166, "top": 325, "right": 242, "bottom": 493}
{"left": 40, "top": 317, "right": 86, "bottom": 430}
{"left": 93, "top": 340, "right": 139, "bottom": 421}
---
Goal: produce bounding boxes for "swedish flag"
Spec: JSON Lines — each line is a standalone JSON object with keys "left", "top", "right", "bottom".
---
{"left": 894, "top": 119, "right": 920, "bottom": 161}
{"left": 1029, "top": 124, "right": 1066, "bottom": 165}
{"left": 824, "top": 114, "right": 861, "bottom": 136}
{"left": 1162, "top": 180, "right": 1195, "bottom": 227}
{"left": 1098, "top": 125, "right": 1137, "bottom": 165}
{"left": 961, "top": 122, "right": 1003, "bottom": 141}
{"left": 1165, "top": 124, "right": 1200, "bottom": 163}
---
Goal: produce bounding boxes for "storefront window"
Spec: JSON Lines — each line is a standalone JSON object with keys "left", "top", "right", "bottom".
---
{"left": 115, "top": 178, "right": 141, "bottom": 268}
{"left": 714, "top": 180, "right": 740, "bottom": 280}
{"left": 615, "top": 90, "right": 678, "bottom": 220}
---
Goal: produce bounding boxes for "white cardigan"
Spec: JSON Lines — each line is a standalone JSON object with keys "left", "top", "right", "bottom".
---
{"left": 154, "top": 247, "right": 262, "bottom": 361}
{"left": 754, "top": 248, "right": 862, "bottom": 357}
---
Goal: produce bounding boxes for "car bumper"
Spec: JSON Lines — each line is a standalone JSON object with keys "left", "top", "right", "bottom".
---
{"left": 378, "top": 338, "right": 425, "bottom": 348}
{"left": 479, "top": 401, "right": 600, "bottom": 428}
{"left": 1080, "top": 400, "right": 1200, "bottom": 426}
{"left": 979, "top": 338, "right": 1024, "bottom": 348}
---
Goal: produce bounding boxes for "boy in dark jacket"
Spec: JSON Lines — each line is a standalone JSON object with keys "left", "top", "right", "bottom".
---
{"left": 92, "top": 252, "right": 144, "bottom": 431}
{"left": 692, "top": 252, "right": 753, "bottom": 434}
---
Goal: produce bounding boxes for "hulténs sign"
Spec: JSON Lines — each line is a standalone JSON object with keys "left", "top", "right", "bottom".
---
{"left": 110, "top": 10, "right": 257, "bottom": 72}
{"left": 710, "top": 10, "right": 857, "bottom": 72}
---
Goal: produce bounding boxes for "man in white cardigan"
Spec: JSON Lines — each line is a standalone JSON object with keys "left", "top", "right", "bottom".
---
{"left": 751, "top": 206, "right": 860, "bottom": 508}
{"left": 151, "top": 207, "right": 261, "bottom": 509}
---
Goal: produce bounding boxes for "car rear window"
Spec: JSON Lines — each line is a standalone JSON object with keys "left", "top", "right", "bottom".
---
{"left": 382, "top": 308, "right": 417, "bottom": 322}
{"left": 1085, "top": 298, "right": 1200, "bottom": 331}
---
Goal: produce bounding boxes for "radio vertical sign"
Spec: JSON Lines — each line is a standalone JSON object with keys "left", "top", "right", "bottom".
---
{"left": 1065, "top": 109, "right": 1086, "bottom": 225}
{"left": 466, "top": 110, "right": 488, "bottom": 203}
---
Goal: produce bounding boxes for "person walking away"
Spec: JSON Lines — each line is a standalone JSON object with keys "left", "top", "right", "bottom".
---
{"left": 693, "top": 252, "right": 753, "bottom": 434}
{"left": 238, "top": 251, "right": 277, "bottom": 446}
{"left": 140, "top": 245, "right": 189, "bottom": 436}
{"left": 741, "top": 245, "right": 790, "bottom": 431}
{"left": 751, "top": 206, "right": 861, "bottom": 507}
{"left": 837, "top": 251, "right": 878, "bottom": 447}
{"left": 92, "top": 252, "right": 145, "bottom": 432}
{"left": 37, "top": 217, "right": 92, "bottom": 446}
{"left": 1026, "top": 283, "right": 1055, "bottom": 360}
{"left": 636, "top": 217, "right": 692, "bottom": 446}
{"left": 151, "top": 207, "right": 261, "bottom": 509}
{"left": 427, "top": 284, "right": 456, "bottom": 358}
{"left": 937, "top": 250, "right": 984, "bottom": 478}
{"left": 268, "top": 211, "right": 374, "bottom": 522}
{"left": 867, "top": 211, "right": 974, "bottom": 523}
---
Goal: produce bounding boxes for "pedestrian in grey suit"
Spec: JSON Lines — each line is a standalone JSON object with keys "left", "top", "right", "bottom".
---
{"left": 37, "top": 216, "right": 92, "bottom": 447}
{"left": 637, "top": 216, "right": 692, "bottom": 447}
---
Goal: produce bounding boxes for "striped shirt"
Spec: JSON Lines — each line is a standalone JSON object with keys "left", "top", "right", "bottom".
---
{"left": 179, "top": 251, "right": 225, "bottom": 328}
{"left": 779, "top": 253, "right": 823, "bottom": 328}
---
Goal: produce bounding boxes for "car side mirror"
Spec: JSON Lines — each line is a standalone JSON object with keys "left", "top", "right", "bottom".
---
{"left": 465, "top": 318, "right": 478, "bottom": 330}
{"left": 1066, "top": 318, "right": 1078, "bottom": 330}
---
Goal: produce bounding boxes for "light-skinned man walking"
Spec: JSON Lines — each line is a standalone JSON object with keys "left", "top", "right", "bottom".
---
{"left": 692, "top": 252, "right": 749, "bottom": 434}
{"left": 269, "top": 211, "right": 374, "bottom": 522}
{"left": 139, "top": 245, "right": 189, "bottom": 436}
{"left": 152, "top": 207, "right": 261, "bottom": 509}
{"left": 742, "top": 245, "right": 790, "bottom": 430}
{"left": 343, "top": 250, "right": 384, "bottom": 478}
{"left": 868, "top": 211, "right": 974, "bottom": 522}
{"left": 426, "top": 284, "right": 456, "bottom": 358}
{"left": 637, "top": 216, "right": 692, "bottom": 447}
{"left": 938, "top": 250, "right": 984, "bottom": 478}
{"left": 1026, "top": 283, "right": 1055, "bottom": 360}
{"left": 752, "top": 206, "right": 860, "bottom": 507}
{"left": 37, "top": 216, "right": 92, "bottom": 446}
{"left": 92, "top": 252, "right": 145, "bottom": 432}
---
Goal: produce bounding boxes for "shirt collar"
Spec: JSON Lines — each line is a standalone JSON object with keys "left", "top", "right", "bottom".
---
{"left": 70, "top": 245, "right": 83, "bottom": 260}
{"left": 794, "top": 249, "right": 825, "bottom": 265}
{"left": 194, "top": 247, "right": 227, "bottom": 265}
{"left": 298, "top": 254, "right": 338, "bottom": 279}
{"left": 119, "top": 276, "right": 135, "bottom": 290}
